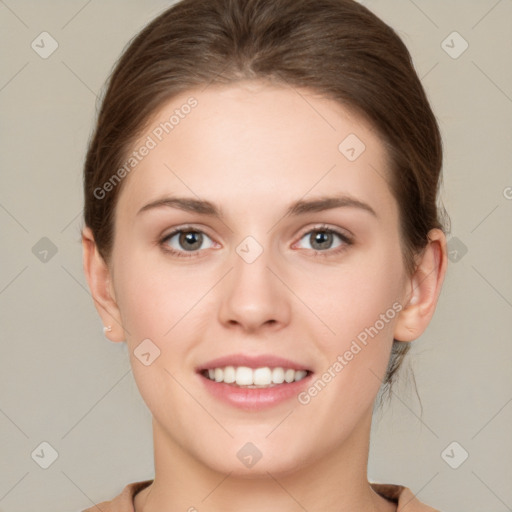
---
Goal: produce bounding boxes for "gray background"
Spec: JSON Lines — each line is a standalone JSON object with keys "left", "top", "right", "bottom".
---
{"left": 1, "top": 1, "right": 511, "bottom": 511}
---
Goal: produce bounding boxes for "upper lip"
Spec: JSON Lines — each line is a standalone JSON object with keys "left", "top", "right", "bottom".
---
{"left": 196, "top": 353, "right": 312, "bottom": 372}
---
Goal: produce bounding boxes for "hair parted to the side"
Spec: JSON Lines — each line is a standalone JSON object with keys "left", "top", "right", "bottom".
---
{"left": 83, "top": 0, "right": 450, "bottom": 399}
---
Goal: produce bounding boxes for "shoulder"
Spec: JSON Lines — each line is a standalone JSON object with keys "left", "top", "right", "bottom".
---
{"left": 80, "top": 479, "right": 439, "bottom": 512}
{"left": 81, "top": 480, "right": 153, "bottom": 512}
{"left": 370, "top": 482, "right": 441, "bottom": 511}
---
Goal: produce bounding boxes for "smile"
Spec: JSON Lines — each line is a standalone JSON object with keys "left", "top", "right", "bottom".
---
{"left": 201, "top": 366, "right": 311, "bottom": 387}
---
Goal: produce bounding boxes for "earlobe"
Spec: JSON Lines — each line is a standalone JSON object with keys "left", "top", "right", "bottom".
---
{"left": 81, "top": 226, "right": 125, "bottom": 342}
{"left": 393, "top": 228, "right": 448, "bottom": 342}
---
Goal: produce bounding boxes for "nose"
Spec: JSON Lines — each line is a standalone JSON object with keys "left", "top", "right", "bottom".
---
{"left": 217, "top": 244, "right": 291, "bottom": 333}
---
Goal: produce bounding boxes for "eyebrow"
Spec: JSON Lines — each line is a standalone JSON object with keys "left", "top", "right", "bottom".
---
{"left": 136, "top": 194, "right": 378, "bottom": 219}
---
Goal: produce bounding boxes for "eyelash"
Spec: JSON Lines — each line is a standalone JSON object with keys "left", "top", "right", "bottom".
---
{"left": 159, "top": 224, "right": 353, "bottom": 259}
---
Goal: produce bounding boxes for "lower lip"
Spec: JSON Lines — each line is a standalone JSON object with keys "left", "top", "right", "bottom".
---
{"left": 198, "top": 372, "right": 313, "bottom": 411}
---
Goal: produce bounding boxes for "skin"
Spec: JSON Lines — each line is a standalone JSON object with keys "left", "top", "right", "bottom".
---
{"left": 82, "top": 80, "right": 447, "bottom": 512}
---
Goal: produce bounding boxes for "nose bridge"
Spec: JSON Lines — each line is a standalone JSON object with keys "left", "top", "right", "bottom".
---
{"left": 217, "top": 235, "right": 290, "bottom": 331}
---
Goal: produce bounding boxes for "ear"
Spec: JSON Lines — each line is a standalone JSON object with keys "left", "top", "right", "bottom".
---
{"left": 81, "top": 226, "right": 125, "bottom": 342}
{"left": 393, "top": 228, "right": 448, "bottom": 342}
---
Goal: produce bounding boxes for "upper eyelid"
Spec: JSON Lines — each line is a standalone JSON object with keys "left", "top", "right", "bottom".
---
{"left": 297, "top": 223, "right": 352, "bottom": 238}
{"left": 161, "top": 224, "right": 215, "bottom": 240}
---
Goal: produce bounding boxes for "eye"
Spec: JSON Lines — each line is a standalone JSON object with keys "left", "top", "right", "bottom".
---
{"left": 294, "top": 225, "right": 352, "bottom": 254}
{"left": 160, "top": 227, "right": 216, "bottom": 257}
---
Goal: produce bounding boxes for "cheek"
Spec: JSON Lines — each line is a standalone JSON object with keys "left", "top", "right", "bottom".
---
{"left": 113, "top": 255, "right": 213, "bottom": 398}
{"left": 301, "top": 242, "right": 404, "bottom": 342}
{"left": 299, "top": 240, "right": 404, "bottom": 392}
{"left": 114, "top": 249, "right": 206, "bottom": 340}
{"left": 114, "top": 258, "right": 203, "bottom": 424}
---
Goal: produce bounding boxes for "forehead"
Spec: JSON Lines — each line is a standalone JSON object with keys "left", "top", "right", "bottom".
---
{"left": 117, "top": 80, "right": 395, "bottom": 220}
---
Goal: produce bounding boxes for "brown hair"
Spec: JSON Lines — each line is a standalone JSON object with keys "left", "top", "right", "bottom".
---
{"left": 83, "top": 0, "right": 449, "bottom": 398}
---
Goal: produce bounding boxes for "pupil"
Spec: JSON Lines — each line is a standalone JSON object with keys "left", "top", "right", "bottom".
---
{"left": 180, "top": 231, "right": 202, "bottom": 251}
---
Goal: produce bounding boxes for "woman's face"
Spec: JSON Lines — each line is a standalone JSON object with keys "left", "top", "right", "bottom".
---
{"left": 108, "top": 81, "right": 411, "bottom": 475}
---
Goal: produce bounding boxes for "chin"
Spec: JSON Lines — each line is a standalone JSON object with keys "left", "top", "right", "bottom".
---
{"left": 194, "top": 442, "right": 311, "bottom": 479}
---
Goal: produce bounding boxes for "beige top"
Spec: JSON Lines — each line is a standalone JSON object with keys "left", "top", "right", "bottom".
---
{"left": 82, "top": 479, "right": 440, "bottom": 511}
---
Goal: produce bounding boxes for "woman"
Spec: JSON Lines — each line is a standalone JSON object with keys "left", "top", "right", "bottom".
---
{"left": 81, "top": 0, "right": 448, "bottom": 510}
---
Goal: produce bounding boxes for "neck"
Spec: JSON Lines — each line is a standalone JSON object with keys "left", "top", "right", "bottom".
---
{"left": 135, "top": 407, "right": 395, "bottom": 512}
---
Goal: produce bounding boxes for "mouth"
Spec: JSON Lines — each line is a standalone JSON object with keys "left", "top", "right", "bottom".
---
{"left": 199, "top": 366, "right": 313, "bottom": 388}
{"left": 195, "top": 354, "right": 314, "bottom": 409}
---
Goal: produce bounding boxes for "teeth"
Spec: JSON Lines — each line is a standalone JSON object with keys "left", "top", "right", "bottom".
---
{"left": 236, "top": 366, "right": 253, "bottom": 385}
{"left": 203, "top": 366, "right": 309, "bottom": 387}
{"left": 223, "top": 366, "right": 236, "bottom": 384}
{"left": 272, "top": 367, "right": 285, "bottom": 384}
{"left": 253, "top": 367, "right": 272, "bottom": 386}
{"left": 285, "top": 368, "right": 295, "bottom": 383}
